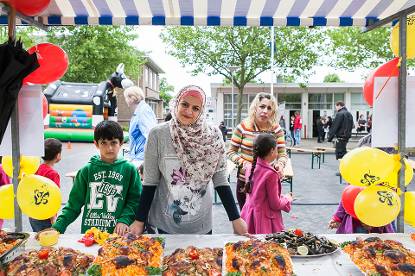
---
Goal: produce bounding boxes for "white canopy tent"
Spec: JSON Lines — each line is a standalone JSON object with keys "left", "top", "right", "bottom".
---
{"left": 0, "top": 0, "right": 414, "bottom": 232}
{"left": 1, "top": 0, "right": 415, "bottom": 27}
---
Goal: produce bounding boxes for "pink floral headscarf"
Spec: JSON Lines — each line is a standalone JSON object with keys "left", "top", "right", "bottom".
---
{"left": 169, "top": 85, "right": 226, "bottom": 182}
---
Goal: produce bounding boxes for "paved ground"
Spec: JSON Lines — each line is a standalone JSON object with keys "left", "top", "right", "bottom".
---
{"left": 4, "top": 138, "right": 415, "bottom": 234}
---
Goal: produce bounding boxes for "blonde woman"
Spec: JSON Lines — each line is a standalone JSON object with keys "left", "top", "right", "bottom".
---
{"left": 227, "top": 93, "right": 288, "bottom": 209}
{"left": 124, "top": 86, "right": 157, "bottom": 167}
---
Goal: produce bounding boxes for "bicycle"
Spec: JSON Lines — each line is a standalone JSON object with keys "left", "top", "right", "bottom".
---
{"left": 284, "top": 129, "right": 294, "bottom": 147}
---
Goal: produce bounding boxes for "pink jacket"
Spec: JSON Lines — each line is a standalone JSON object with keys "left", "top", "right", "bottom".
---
{"left": 241, "top": 158, "right": 292, "bottom": 234}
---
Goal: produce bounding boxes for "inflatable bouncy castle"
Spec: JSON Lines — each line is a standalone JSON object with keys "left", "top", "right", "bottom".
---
{"left": 44, "top": 64, "right": 133, "bottom": 142}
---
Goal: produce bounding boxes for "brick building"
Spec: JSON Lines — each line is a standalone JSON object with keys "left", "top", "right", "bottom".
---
{"left": 117, "top": 57, "right": 165, "bottom": 127}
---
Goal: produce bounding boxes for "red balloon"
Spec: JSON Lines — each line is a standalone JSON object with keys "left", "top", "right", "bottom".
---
{"left": 363, "top": 57, "right": 400, "bottom": 107}
{"left": 10, "top": 0, "right": 51, "bottom": 16}
{"left": 341, "top": 185, "right": 364, "bottom": 219}
{"left": 42, "top": 94, "right": 48, "bottom": 119}
{"left": 24, "top": 43, "right": 69, "bottom": 85}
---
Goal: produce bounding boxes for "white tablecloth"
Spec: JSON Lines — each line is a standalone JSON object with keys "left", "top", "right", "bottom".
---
{"left": 23, "top": 233, "right": 415, "bottom": 275}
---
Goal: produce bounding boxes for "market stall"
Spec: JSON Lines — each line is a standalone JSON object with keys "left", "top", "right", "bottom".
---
{"left": 1, "top": 1, "right": 415, "bottom": 275}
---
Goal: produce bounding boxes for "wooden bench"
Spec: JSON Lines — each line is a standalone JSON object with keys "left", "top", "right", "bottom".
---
{"left": 286, "top": 147, "right": 325, "bottom": 169}
{"left": 281, "top": 158, "right": 294, "bottom": 193}
{"left": 314, "top": 147, "right": 336, "bottom": 163}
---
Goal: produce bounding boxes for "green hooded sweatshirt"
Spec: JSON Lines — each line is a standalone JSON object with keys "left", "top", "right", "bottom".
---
{"left": 53, "top": 155, "right": 142, "bottom": 234}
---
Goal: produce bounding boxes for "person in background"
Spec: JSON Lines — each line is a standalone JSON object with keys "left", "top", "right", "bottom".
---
{"left": 0, "top": 157, "right": 10, "bottom": 229}
{"left": 317, "top": 116, "right": 326, "bottom": 143}
{"left": 241, "top": 134, "right": 293, "bottom": 234}
{"left": 219, "top": 121, "right": 228, "bottom": 142}
{"left": 129, "top": 85, "right": 248, "bottom": 235}
{"left": 227, "top": 93, "right": 287, "bottom": 210}
{"left": 279, "top": 115, "right": 286, "bottom": 130}
{"left": 289, "top": 115, "right": 296, "bottom": 145}
{"left": 328, "top": 133, "right": 395, "bottom": 234}
{"left": 164, "top": 112, "right": 172, "bottom": 122}
{"left": 123, "top": 86, "right": 157, "bottom": 170}
{"left": 29, "top": 138, "right": 62, "bottom": 232}
{"left": 52, "top": 121, "right": 142, "bottom": 235}
{"left": 357, "top": 114, "right": 367, "bottom": 133}
{"left": 328, "top": 192, "right": 394, "bottom": 234}
{"left": 293, "top": 111, "right": 302, "bottom": 146}
{"left": 366, "top": 114, "right": 372, "bottom": 133}
{"left": 324, "top": 116, "right": 333, "bottom": 140}
{"left": 327, "top": 101, "right": 354, "bottom": 161}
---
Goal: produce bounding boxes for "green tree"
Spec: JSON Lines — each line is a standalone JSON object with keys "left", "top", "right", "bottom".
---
{"left": 47, "top": 26, "right": 145, "bottom": 83}
{"left": 323, "top": 73, "right": 342, "bottom": 82}
{"left": 159, "top": 77, "right": 174, "bottom": 107}
{"left": 0, "top": 26, "right": 42, "bottom": 48}
{"left": 161, "top": 26, "right": 322, "bottom": 124}
{"left": 324, "top": 27, "right": 394, "bottom": 70}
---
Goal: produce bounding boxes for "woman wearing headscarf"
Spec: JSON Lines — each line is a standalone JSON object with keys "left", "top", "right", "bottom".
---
{"left": 123, "top": 86, "right": 157, "bottom": 169}
{"left": 130, "top": 85, "right": 248, "bottom": 235}
{"left": 227, "top": 93, "right": 288, "bottom": 209}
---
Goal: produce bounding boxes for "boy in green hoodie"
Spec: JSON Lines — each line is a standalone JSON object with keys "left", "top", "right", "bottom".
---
{"left": 53, "top": 121, "right": 142, "bottom": 235}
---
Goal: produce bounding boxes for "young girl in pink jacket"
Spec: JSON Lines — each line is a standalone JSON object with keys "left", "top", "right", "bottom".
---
{"left": 241, "top": 133, "right": 293, "bottom": 234}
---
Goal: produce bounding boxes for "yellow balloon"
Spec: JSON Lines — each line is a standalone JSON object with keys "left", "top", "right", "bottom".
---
{"left": 383, "top": 159, "right": 414, "bottom": 187}
{"left": 2, "top": 155, "right": 40, "bottom": 178}
{"left": 17, "top": 174, "right": 61, "bottom": 220}
{"left": 0, "top": 184, "right": 14, "bottom": 219}
{"left": 339, "top": 147, "right": 395, "bottom": 187}
{"left": 354, "top": 185, "right": 401, "bottom": 227}
{"left": 404, "top": 191, "right": 415, "bottom": 226}
{"left": 390, "top": 16, "right": 415, "bottom": 59}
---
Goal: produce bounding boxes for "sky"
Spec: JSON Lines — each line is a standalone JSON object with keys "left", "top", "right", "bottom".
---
{"left": 132, "top": 26, "right": 367, "bottom": 97}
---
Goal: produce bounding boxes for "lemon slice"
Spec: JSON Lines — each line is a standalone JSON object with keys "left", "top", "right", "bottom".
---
{"left": 297, "top": 245, "right": 309, "bottom": 256}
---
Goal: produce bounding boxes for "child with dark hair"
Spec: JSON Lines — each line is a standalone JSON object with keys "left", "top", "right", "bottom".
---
{"left": 30, "top": 138, "right": 62, "bottom": 232}
{"left": 52, "top": 121, "right": 142, "bottom": 235}
{"left": 240, "top": 133, "right": 293, "bottom": 234}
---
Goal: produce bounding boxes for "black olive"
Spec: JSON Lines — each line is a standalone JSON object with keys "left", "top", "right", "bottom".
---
{"left": 16, "top": 264, "right": 27, "bottom": 273}
{"left": 231, "top": 258, "right": 239, "bottom": 269}
{"left": 216, "top": 256, "right": 222, "bottom": 266}
{"left": 395, "top": 263, "right": 415, "bottom": 273}
{"left": 274, "top": 255, "right": 286, "bottom": 268}
{"left": 383, "top": 250, "right": 405, "bottom": 263}
{"left": 251, "top": 260, "right": 260, "bottom": 268}
{"left": 98, "top": 247, "right": 104, "bottom": 256}
{"left": 374, "top": 264, "right": 388, "bottom": 275}
{"left": 119, "top": 246, "right": 130, "bottom": 255}
{"left": 232, "top": 242, "right": 243, "bottom": 251}
{"left": 365, "top": 237, "right": 381, "bottom": 243}
{"left": 63, "top": 254, "right": 73, "bottom": 267}
{"left": 113, "top": 255, "right": 135, "bottom": 269}
{"left": 365, "top": 247, "right": 376, "bottom": 257}
{"left": 124, "top": 233, "right": 137, "bottom": 241}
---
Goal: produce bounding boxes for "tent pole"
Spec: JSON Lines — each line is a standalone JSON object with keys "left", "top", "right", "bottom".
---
{"left": 397, "top": 14, "right": 407, "bottom": 233}
{"left": 7, "top": 5, "right": 23, "bottom": 232}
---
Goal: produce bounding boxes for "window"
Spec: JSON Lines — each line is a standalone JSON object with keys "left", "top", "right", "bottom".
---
{"left": 308, "top": 93, "right": 333, "bottom": 109}
{"left": 351, "top": 93, "right": 370, "bottom": 110}
{"left": 278, "top": 93, "right": 301, "bottom": 109}
{"left": 147, "top": 99, "right": 158, "bottom": 115}
{"left": 223, "top": 93, "right": 255, "bottom": 128}
{"left": 334, "top": 93, "right": 345, "bottom": 104}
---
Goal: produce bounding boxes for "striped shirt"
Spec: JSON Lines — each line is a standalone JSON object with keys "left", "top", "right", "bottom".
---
{"left": 226, "top": 119, "right": 288, "bottom": 180}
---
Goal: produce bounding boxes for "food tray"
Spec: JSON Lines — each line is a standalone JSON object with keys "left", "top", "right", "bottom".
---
{"left": 0, "top": 232, "right": 30, "bottom": 265}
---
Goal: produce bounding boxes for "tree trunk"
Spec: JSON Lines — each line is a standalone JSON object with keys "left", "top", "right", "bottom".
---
{"left": 236, "top": 85, "right": 245, "bottom": 125}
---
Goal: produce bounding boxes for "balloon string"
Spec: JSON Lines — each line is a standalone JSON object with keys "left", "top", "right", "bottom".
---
{"left": 374, "top": 75, "right": 393, "bottom": 101}
{"left": 374, "top": 59, "right": 401, "bottom": 101}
